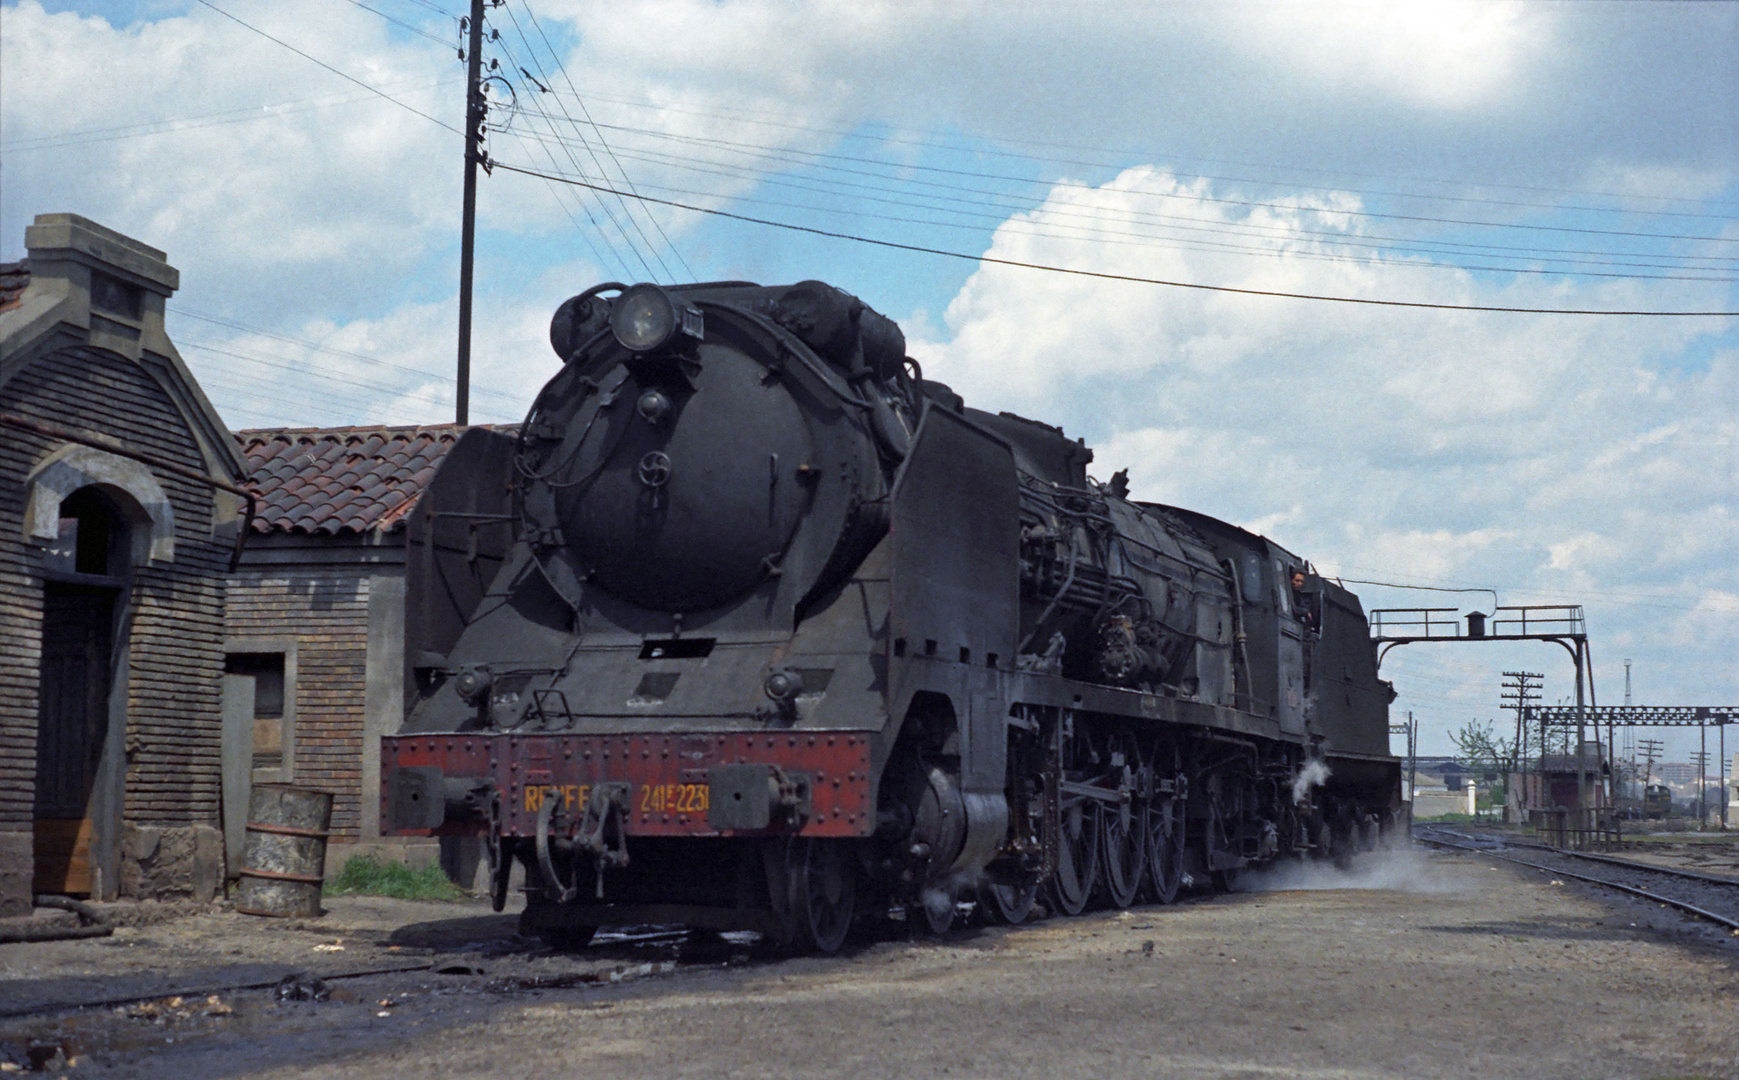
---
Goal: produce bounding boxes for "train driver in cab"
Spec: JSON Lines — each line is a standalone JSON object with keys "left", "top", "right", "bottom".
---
{"left": 1290, "top": 569, "right": 1321, "bottom": 635}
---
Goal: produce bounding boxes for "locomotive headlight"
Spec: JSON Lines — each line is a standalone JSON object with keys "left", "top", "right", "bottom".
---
{"left": 610, "top": 283, "right": 704, "bottom": 353}
{"left": 763, "top": 668, "right": 802, "bottom": 704}
{"left": 454, "top": 665, "right": 492, "bottom": 705}
{"left": 636, "top": 388, "right": 673, "bottom": 426}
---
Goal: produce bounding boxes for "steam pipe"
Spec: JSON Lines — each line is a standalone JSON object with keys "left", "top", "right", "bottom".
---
{"left": 1225, "top": 558, "right": 1254, "bottom": 712}
{"left": 1019, "top": 531, "right": 1079, "bottom": 654}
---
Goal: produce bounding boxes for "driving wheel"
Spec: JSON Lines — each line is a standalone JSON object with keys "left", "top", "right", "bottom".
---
{"left": 792, "top": 837, "right": 856, "bottom": 954}
{"left": 981, "top": 879, "right": 1040, "bottom": 925}
{"left": 1049, "top": 798, "right": 1100, "bottom": 916}
{"left": 1101, "top": 794, "right": 1145, "bottom": 909}
{"left": 1146, "top": 796, "right": 1185, "bottom": 904}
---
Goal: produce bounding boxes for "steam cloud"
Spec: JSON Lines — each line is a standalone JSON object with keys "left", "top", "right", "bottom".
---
{"left": 1292, "top": 759, "right": 1331, "bottom": 804}
{"left": 1245, "top": 843, "right": 1467, "bottom": 896}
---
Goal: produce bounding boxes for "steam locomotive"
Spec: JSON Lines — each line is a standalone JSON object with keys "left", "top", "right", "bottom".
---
{"left": 381, "top": 279, "right": 1401, "bottom": 952}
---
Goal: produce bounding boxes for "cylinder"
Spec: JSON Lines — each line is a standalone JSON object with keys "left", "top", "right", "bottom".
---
{"left": 235, "top": 784, "right": 333, "bottom": 918}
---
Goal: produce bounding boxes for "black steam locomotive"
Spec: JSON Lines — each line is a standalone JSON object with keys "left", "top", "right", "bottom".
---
{"left": 382, "top": 280, "right": 1400, "bottom": 951}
